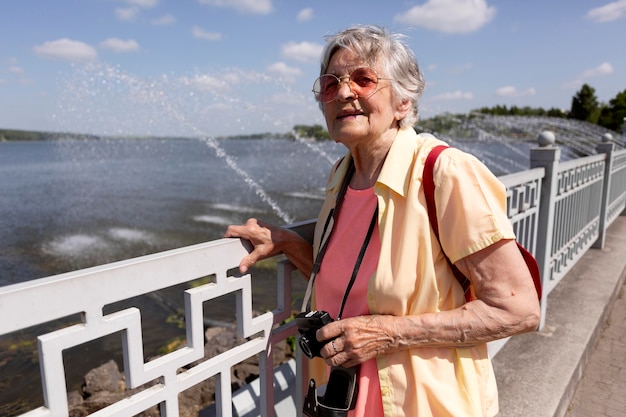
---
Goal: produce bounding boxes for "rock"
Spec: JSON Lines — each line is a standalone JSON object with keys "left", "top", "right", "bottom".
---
{"left": 82, "top": 359, "right": 124, "bottom": 396}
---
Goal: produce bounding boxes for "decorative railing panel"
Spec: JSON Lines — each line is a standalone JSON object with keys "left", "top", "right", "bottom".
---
{"left": 499, "top": 168, "right": 544, "bottom": 256}
{"left": 548, "top": 155, "right": 605, "bottom": 289}
{"left": 0, "top": 239, "right": 298, "bottom": 417}
{"left": 607, "top": 149, "right": 626, "bottom": 225}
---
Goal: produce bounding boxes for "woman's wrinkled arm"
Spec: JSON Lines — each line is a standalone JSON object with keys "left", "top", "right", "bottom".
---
{"left": 317, "top": 239, "right": 541, "bottom": 368}
{"left": 224, "top": 218, "right": 314, "bottom": 278}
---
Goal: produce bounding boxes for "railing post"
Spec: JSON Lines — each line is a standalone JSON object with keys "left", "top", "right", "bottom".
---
{"left": 593, "top": 134, "right": 615, "bottom": 249}
{"left": 530, "top": 131, "right": 560, "bottom": 330}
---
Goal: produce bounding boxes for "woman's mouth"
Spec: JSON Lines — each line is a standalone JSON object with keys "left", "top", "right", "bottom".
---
{"left": 336, "top": 110, "right": 364, "bottom": 120}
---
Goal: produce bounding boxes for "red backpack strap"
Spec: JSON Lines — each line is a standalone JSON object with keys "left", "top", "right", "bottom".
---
{"left": 423, "top": 145, "right": 543, "bottom": 302}
{"left": 423, "top": 145, "right": 472, "bottom": 301}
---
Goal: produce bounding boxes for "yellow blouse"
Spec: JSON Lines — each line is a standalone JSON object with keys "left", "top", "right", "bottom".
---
{"left": 311, "top": 127, "right": 515, "bottom": 416}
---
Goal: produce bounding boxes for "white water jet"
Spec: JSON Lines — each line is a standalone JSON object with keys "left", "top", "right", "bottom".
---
{"left": 56, "top": 62, "right": 301, "bottom": 224}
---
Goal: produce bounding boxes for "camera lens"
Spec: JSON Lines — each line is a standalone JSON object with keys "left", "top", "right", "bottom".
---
{"left": 298, "top": 336, "right": 314, "bottom": 358}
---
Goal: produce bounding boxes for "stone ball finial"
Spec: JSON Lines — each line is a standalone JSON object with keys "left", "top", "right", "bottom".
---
{"left": 601, "top": 133, "right": 613, "bottom": 143}
{"left": 537, "top": 130, "right": 556, "bottom": 147}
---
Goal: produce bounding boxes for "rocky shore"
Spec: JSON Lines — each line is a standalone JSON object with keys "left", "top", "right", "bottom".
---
{"left": 68, "top": 324, "right": 294, "bottom": 417}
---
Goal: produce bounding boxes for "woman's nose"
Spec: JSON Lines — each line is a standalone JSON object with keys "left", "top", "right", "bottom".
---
{"left": 335, "top": 79, "right": 355, "bottom": 101}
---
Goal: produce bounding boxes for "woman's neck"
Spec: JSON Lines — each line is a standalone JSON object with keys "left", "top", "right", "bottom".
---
{"left": 349, "top": 132, "right": 395, "bottom": 190}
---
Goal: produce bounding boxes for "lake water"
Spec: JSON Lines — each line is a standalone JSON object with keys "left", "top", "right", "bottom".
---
{"left": 0, "top": 138, "right": 347, "bottom": 283}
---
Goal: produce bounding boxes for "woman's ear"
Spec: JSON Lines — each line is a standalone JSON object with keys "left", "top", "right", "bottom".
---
{"left": 394, "top": 98, "right": 412, "bottom": 121}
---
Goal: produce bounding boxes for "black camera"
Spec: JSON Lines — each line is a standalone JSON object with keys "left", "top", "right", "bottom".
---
{"left": 295, "top": 310, "right": 334, "bottom": 358}
{"left": 303, "top": 365, "right": 360, "bottom": 417}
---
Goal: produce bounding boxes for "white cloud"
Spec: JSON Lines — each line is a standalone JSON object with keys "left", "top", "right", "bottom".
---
{"left": 8, "top": 65, "right": 25, "bottom": 75}
{"left": 100, "top": 38, "right": 140, "bottom": 53}
{"left": 179, "top": 69, "right": 269, "bottom": 95}
{"left": 297, "top": 8, "right": 314, "bottom": 22}
{"left": 2, "top": 57, "right": 31, "bottom": 84}
{"left": 125, "top": 0, "right": 158, "bottom": 7}
{"left": 33, "top": 38, "right": 98, "bottom": 62}
{"left": 563, "top": 62, "right": 616, "bottom": 89}
{"left": 431, "top": 90, "right": 474, "bottom": 101}
{"left": 281, "top": 41, "right": 323, "bottom": 63}
{"left": 152, "top": 14, "right": 176, "bottom": 25}
{"left": 115, "top": 0, "right": 157, "bottom": 21}
{"left": 116, "top": 7, "right": 140, "bottom": 21}
{"left": 267, "top": 62, "right": 302, "bottom": 82}
{"left": 197, "top": 0, "right": 273, "bottom": 15}
{"left": 581, "top": 62, "right": 615, "bottom": 78}
{"left": 192, "top": 26, "right": 222, "bottom": 41}
{"left": 587, "top": 0, "right": 626, "bottom": 22}
{"left": 395, "top": 0, "right": 496, "bottom": 34}
{"left": 180, "top": 74, "right": 230, "bottom": 93}
{"left": 495, "top": 86, "right": 536, "bottom": 98}
{"left": 265, "top": 92, "right": 307, "bottom": 106}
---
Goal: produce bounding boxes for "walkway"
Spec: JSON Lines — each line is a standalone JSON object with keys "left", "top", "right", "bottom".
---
{"left": 565, "top": 277, "right": 626, "bottom": 417}
{"left": 492, "top": 215, "right": 626, "bottom": 417}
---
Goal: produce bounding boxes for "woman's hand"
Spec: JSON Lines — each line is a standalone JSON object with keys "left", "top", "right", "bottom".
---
{"left": 224, "top": 219, "right": 314, "bottom": 276}
{"left": 317, "top": 315, "right": 398, "bottom": 368}
{"left": 224, "top": 218, "right": 281, "bottom": 273}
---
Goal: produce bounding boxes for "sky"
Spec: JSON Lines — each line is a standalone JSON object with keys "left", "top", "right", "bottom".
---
{"left": 1, "top": 0, "right": 625, "bottom": 138}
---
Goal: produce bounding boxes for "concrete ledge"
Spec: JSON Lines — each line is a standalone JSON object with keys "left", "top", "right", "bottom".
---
{"left": 493, "top": 215, "right": 626, "bottom": 417}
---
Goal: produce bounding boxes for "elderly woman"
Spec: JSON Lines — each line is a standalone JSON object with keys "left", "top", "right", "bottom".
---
{"left": 225, "top": 25, "right": 540, "bottom": 417}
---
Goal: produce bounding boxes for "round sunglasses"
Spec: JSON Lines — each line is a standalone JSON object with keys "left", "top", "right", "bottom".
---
{"left": 312, "top": 67, "right": 392, "bottom": 103}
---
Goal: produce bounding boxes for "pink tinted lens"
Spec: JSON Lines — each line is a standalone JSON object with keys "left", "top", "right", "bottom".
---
{"left": 314, "top": 68, "right": 379, "bottom": 102}
{"left": 350, "top": 68, "right": 378, "bottom": 91}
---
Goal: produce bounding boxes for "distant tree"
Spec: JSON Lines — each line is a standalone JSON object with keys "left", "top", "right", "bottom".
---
{"left": 597, "top": 89, "right": 626, "bottom": 132}
{"left": 494, "top": 104, "right": 509, "bottom": 115}
{"left": 569, "top": 84, "right": 600, "bottom": 123}
{"left": 292, "top": 124, "right": 331, "bottom": 141}
{"left": 473, "top": 105, "right": 560, "bottom": 117}
{"left": 546, "top": 108, "right": 568, "bottom": 118}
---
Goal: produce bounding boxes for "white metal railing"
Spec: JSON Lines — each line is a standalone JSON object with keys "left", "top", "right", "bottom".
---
{"left": 548, "top": 155, "right": 605, "bottom": 289}
{"left": 0, "top": 239, "right": 303, "bottom": 417}
{"left": 499, "top": 168, "right": 544, "bottom": 256}
{"left": 607, "top": 150, "right": 626, "bottom": 225}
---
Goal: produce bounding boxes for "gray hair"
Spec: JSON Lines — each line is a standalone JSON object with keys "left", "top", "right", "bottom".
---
{"left": 318, "top": 25, "right": 425, "bottom": 127}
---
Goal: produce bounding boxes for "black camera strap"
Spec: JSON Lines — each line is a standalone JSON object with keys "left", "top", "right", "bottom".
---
{"left": 301, "top": 160, "right": 378, "bottom": 320}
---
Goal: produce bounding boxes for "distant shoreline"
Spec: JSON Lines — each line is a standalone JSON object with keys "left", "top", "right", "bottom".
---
{"left": 0, "top": 128, "right": 282, "bottom": 142}
{"left": 0, "top": 128, "right": 102, "bottom": 142}
{"left": 0, "top": 127, "right": 322, "bottom": 142}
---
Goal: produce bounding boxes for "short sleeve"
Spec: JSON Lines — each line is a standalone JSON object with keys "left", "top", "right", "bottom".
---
{"left": 433, "top": 148, "right": 515, "bottom": 263}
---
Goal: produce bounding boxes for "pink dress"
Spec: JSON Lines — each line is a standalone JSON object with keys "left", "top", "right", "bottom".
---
{"left": 314, "top": 185, "right": 384, "bottom": 417}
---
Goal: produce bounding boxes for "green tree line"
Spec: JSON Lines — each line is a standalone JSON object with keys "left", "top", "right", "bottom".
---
{"left": 474, "top": 84, "right": 626, "bottom": 132}
{"left": 0, "top": 129, "right": 99, "bottom": 142}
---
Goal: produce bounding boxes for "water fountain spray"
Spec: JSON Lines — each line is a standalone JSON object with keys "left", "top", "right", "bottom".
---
{"left": 56, "top": 62, "right": 296, "bottom": 224}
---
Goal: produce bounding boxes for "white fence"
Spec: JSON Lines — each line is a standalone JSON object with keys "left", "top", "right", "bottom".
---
{"left": 0, "top": 239, "right": 305, "bottom": 416}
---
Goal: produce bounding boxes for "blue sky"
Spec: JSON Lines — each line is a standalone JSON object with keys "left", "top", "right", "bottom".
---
{"left": 1, "top": 0, "right": 625, "bottom": 137}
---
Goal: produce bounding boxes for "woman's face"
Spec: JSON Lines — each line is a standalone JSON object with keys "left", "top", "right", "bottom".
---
{"left": 321, "top": 48, "right": 409, "bottom": 148}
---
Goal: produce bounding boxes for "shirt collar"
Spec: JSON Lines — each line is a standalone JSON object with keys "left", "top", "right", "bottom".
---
{"left": 326, "top": 127, "right": 424, "bottom": 197}
{"left": 377, "top": 127, "right": 421, "bottom": 197}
